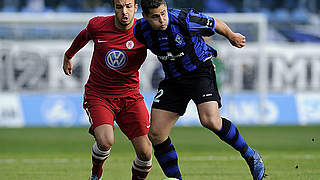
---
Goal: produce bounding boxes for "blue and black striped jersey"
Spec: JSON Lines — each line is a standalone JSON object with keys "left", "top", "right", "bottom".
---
{"left": 134, "top": 8, "right": 217, "bottom": 79}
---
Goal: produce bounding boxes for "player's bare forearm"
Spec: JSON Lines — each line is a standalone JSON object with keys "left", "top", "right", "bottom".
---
{"left": 214, "top": 18, "right": 233, "bottom": 39}
{"left": 63, "top": 54, "right": 73, "bottom": 76}
{"left": 214, "top": 18, "right": 246, "bottom": 48}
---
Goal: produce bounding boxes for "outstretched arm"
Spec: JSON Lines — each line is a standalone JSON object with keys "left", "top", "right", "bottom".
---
{"left": 63, "top": 28, "right": 91, "bottom": 76}
{"left": 214, "top": 18, "right": 246, "bottom": 48}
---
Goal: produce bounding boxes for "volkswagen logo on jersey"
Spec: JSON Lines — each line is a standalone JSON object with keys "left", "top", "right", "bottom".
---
{"left": 105, "top": 49, "right": 128, "bottom": 70}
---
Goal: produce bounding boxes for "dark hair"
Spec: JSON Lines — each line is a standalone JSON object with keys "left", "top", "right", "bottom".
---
{"left": 112, "top": 0, "right": 139, "bottom": 7}
{"left": 141, "top": 0, "right": 167, "bottom": 15}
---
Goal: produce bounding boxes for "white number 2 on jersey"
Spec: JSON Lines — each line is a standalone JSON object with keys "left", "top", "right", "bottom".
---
{"left": 153, "top": 89, "right": 164, "bottom": 103}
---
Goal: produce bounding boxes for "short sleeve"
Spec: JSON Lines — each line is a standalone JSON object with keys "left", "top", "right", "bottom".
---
{"left": 186, "top": 9, "right": 216, "bottom": 36}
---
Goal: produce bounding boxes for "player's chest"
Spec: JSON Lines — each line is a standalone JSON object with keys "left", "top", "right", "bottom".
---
{"left": 93, "top": 32, "right": 136, "bottom": 51}
{"left": 92, "top": 31, "right": 146, "bottom": 70}
{"left": 148, "top": 25, "right": 187, "bottom": 54}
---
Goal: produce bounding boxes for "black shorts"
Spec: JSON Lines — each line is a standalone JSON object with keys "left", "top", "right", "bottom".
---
{"left": 152, "top": 61, "right": 221, "bottom": 116}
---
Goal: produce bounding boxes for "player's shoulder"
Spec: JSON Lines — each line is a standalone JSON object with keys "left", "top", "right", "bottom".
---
{"left": 86, "top": 16, "right": 113, "bottom": 33}
{"left": 135, "top": 18, "right": 149, "bottom": 31}
{"left": 135, "top": 18, "right": 147, "bottom": 26}
{"left": 168, "top": 8, "right": 184, "bottom": 15}
{"left": 89, "top": 16, "right": 112, "bottom": 24}
{"left": 168, "top": 8, "right": 196, "bottom": 17}
{"left": 88, "top": 16, "right": 112, "bottom": 28}
{"left": 168, "top": 8, "right": 192, "bottom": 27}
{"left": 171, "top": 8, "right": 202, "bottom": 19}
{"left": 133, "top": 18, "right": 149, "bottom": 43}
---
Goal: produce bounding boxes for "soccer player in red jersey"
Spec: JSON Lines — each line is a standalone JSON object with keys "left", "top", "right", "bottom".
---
{"left": 62, "top": 0, "right": 152, "bottom": 179}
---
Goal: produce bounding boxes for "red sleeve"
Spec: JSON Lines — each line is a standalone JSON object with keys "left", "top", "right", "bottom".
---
{"left": 65, "top": 28, "right": 91, "bottom": 59}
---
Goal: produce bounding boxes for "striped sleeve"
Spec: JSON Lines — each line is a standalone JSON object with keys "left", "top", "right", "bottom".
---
{"left": 185, "top": 9, "right": 216, "bottom": 36}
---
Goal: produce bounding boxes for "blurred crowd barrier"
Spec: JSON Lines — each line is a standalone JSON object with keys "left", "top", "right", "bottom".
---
{"left": 2, "top": 41, "right": 319, "bottom": 93}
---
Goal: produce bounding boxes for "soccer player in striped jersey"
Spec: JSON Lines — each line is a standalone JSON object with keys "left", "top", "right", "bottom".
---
{"left": 63, "top": 0, "right": 152, "bottom": 179}
{"left": 133, "top": 0, "right": 266, "bottom": 179}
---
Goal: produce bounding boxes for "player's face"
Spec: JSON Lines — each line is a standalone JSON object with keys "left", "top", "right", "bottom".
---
{"left": 143, "top": 4, "right": 168, "bottom": 31}
{"left": 113, "top": 0, "right": 138, "bottom": 30}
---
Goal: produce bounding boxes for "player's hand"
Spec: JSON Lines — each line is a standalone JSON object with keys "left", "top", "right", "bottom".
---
{"left": 228, "top": 33, "right": 246, "bottom": 48}
{"left": 63, "top": 55, "right": 73, "bottom": 76}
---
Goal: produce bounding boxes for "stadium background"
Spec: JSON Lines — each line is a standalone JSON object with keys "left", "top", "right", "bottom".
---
{"left": 1, "top": 1, "right": 320, "bottom": 180}
{"left": 1, "top": 0, "right": 320, "bottom": 127}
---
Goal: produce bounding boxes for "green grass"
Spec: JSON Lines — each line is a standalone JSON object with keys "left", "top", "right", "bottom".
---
{"left": 1, "top": 126, "right": 320, "bottom": 180}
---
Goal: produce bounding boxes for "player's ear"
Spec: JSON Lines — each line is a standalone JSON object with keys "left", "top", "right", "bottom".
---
{"left": 142, "top": 12, "right": 146, "bottom": 18}
{"left": 134, "top": 4, "right": 138, "bottom": 12}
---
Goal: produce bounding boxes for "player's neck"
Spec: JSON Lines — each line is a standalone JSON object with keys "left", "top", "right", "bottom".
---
{"left": 114, "top": 18, "right": 133, "bottom": 31}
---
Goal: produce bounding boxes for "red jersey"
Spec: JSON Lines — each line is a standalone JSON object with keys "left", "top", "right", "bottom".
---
{"left": 65, "top": 16, "right": 147, "bottom": 97}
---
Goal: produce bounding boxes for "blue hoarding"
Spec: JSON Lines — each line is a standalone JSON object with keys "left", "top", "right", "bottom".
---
{"left": 0, "top": 92, "right": 319, "bottom": 127}
{"left": 20, "top": 93, "right": 88, "bottom": 127}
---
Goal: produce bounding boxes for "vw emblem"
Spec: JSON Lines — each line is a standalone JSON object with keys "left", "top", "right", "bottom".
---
{"left": 105, "top": 49, "right": 128, "bottom": 70}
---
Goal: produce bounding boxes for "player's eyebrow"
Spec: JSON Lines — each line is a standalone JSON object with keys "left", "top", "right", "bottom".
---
{"left": 151, "top": 10, "right": 165, "bottom": 18}
{"left": 115, "top": 2, "right": 132, "bottom": 7}
{"left": 151, "top": 13, "right": 160, "bottom": 18}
